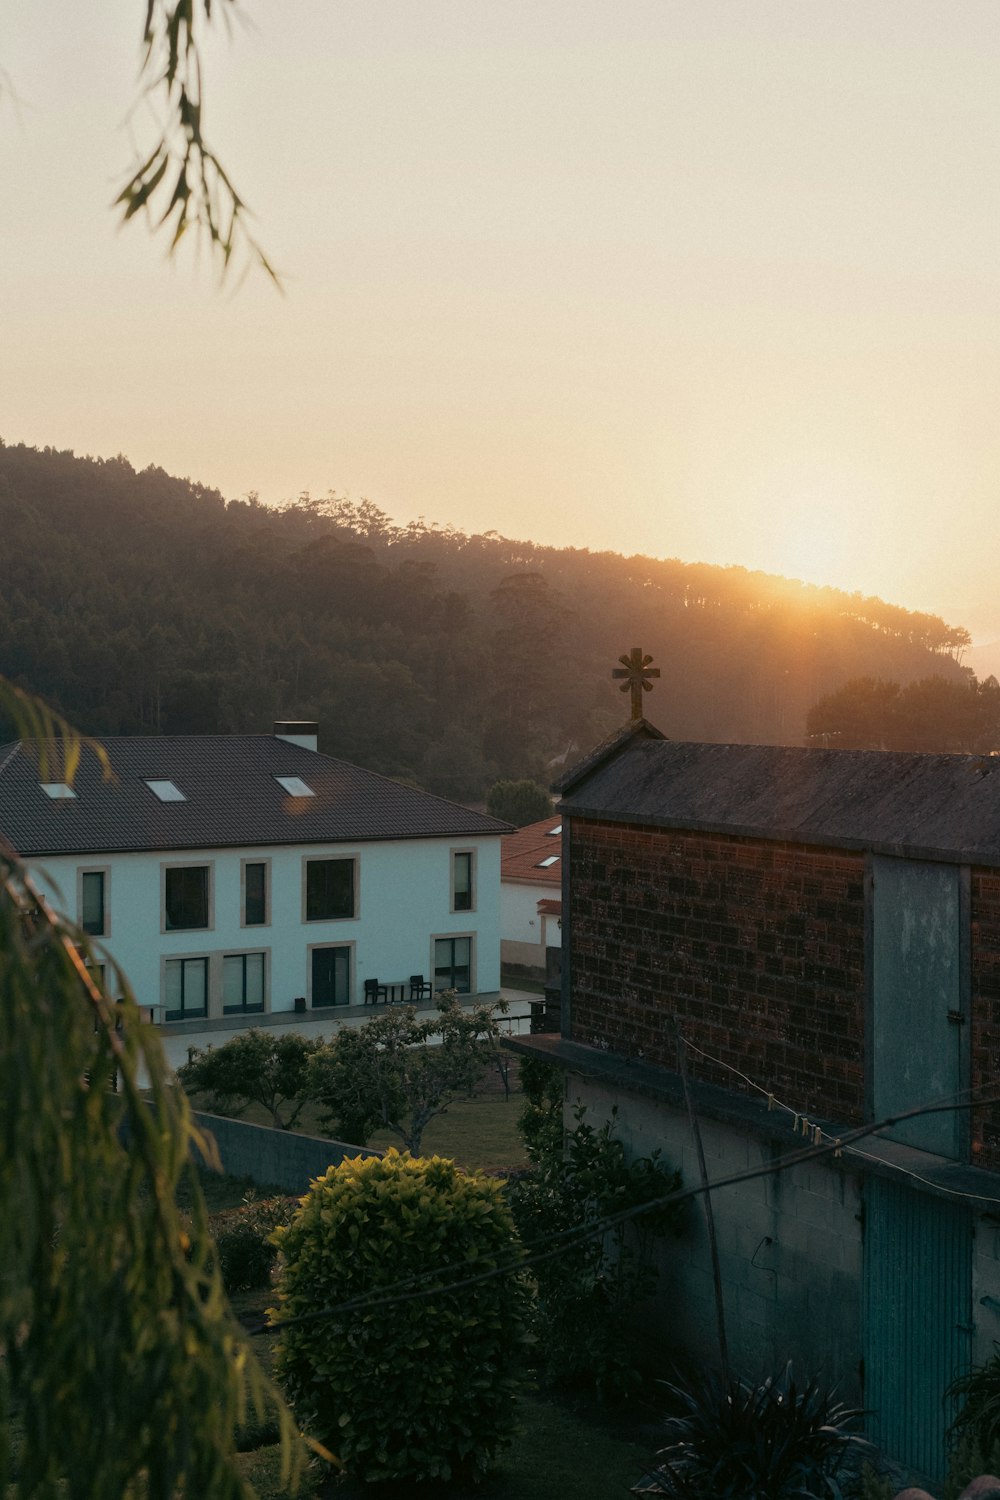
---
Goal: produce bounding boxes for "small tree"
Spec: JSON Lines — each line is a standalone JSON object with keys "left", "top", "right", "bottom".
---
{"left": 486, "top": 777, "right": 553, "bottom": 826}
{"left": 271, "top": 1149, "right": 531, "bottom": 1484}
{"left": 306, "top": 994, "right": 505, "bottom": 1152}
{"left": 509, "top": 1102, "right": 685, "bottom": 1396}
{"left": 179, "top": 1028, "right": 318, "bottom": 1129}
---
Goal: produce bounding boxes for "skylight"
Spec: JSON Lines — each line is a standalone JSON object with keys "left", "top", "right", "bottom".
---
{"left": 548, "top": 824, "right": 562, "bottom": 835}
{"left": 537, "top": 855, "right": 560, "bottom": 867}
{"left": 145, "top": 779, "right": 186, "bottom": 802}
{"left": 40, "top": 782, "right": 76, "bottom": 799}
{"left": 276, "top": 775, "right": 315, "bottom": 797}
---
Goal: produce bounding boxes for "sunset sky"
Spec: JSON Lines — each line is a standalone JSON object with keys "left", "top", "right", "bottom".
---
{"left": 3, "top": 3, "right": 1000, "bottom": 638}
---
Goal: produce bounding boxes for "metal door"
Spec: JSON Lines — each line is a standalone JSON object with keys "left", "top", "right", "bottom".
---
{"left": 871, "top": 856, "right": 966, "bottom": 1157}
{"left": 863, "top": 1176, "right": 972, "bottom": 1481}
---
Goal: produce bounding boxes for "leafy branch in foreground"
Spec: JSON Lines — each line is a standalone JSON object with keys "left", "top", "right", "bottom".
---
{"left": 0, "top": 675, "right": 312, "bottom": 1497}
{"left": 117, "top": 0, "right": 278, "bottom": 283}
{"left": 0, "top": 861, "right": 312, "bottom": 1498}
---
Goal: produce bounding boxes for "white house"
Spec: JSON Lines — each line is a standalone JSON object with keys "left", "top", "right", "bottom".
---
{"left": 0, "top": 723, "right": 508, "bottom": 1044}
{"left": 500, "top": 815, "right": 562, "bottom": 981}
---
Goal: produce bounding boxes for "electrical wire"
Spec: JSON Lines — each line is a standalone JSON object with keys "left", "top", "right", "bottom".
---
{"left": 678, "top": 1034, "right": 1000, "bottom": 1205}
{"left": 250, "top": 1088, "right": 1000, "bottom": 1337}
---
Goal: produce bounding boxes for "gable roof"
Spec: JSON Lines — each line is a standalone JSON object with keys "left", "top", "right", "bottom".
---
{"left": 501, "top": 815, "right": 563, "bottom": 885}
{"left": 558, "top": 737, "right": 1000, "bottom": 866}
{"left": 0, "top": 736, "right": 509, "bottom": 857}
{"left": 554, "top": 718, "right": 666, "bottom": 796}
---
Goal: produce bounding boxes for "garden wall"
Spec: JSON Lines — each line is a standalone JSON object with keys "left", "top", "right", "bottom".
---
{"left": 570, "top": 1076, "right": 864, "bottom": 1397}
{"left": 191, "top": 1110, "right": 380, "bottom": 1194}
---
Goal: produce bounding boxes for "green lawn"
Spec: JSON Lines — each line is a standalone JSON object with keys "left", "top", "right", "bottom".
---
{"left": 235, "top": 1389, "right": 657, "bottom": 1499}
{"left": 199, "top": 1093, "right": 529, "bottom": 1173}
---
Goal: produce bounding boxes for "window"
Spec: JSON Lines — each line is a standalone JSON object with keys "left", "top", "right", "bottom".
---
{"left": 305, "top": 858, "right": 355, "bottom": 921}
{"left": 223, "top": 952, "right": 265, "bottom": 1014}
{"left": 243, "top": 861, "right": 268, "bottom": 926}
{"left": 145, "top": 779, "right": 186, "bottom": 802}
{"left": 276, "top": 775, "right": 314, "bottom": 797}
{"left": 164, "top": 957, "right": 208, "bottom": 1021}
{"left": 164, "top": 865, "right": 210, "bottom": 930}
{"left": 434, "top": 936, "right": 472, "bottom": 995}
{"left": 81, "top": 870, "right": 106, "bottom": 936}
{"left": 41, "top": 782, "right": 76, "bottom": 799}
{"left": 536, "top": 855, "right": 559, "bottom": 868}
{"left": 311, "top": 946, "right": 351, "bottom": 1007}
{"left": 452, "top": 851, "right": 474, "bottom": 912}
{"left": 548, "top": 824, "right": 562, "bottom": 836}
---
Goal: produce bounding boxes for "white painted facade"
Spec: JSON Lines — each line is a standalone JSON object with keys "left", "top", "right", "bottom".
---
{"left": 501, "top": 880, "right": 546, "bottom": 947}
{"left": 29, "top": 833, "right": 502, "bottom": 1024}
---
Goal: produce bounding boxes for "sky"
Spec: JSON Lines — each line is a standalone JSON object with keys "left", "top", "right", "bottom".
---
{"left": 3, "top": 3, "right": 1000, "bottom": 639}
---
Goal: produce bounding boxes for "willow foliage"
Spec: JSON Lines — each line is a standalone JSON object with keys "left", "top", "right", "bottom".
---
{"left": 0, "top": 683, "right": 306, "bottom": 1498}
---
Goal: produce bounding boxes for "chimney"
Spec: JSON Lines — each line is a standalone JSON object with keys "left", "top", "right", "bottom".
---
{"left": 274, "top": 720, "right": 319, "bottom": 753}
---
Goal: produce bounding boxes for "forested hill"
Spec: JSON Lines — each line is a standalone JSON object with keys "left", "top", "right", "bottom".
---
{"left": 0, "top": 441, "right": 972, "bottom": 799}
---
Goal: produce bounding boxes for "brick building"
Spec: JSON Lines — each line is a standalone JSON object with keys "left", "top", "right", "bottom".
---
{"left": 514, "top": 720, "right": 1000, "bottom": 1484}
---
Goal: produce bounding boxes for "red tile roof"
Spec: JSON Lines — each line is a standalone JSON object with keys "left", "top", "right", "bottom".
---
{"left": 501, "top": 815, "right": 563, "bottom": 886}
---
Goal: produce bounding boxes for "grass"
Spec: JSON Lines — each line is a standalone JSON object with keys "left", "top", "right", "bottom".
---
{"left": 235, "top": 1395, "right": 655, "bottom": 1498}
{"left": 234, "top": 1385, "right": 657, "bottom": 1499}
{"left": 197, "top": 1093, "right": 529, "bottom": 1173}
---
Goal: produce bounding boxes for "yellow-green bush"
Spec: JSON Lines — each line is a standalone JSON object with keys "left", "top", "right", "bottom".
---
{"left": 270, "top": 1148, "right": 530, "bottom": 1484}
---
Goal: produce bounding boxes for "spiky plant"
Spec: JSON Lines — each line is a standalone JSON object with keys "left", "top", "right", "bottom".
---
{"left": 635, "top": 1363, "right": 870, "bottom": 1500}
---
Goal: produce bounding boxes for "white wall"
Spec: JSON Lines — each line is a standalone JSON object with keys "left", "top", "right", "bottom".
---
{"left": 501, "top": 880, "right": 548, "bottom": 947}
{"left": 30, "top": 834, "right": 502, "bottom": 1018}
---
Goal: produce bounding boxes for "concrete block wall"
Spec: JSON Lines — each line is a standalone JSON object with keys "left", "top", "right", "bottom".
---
{"left": 572, "top": 1078, "right": 863, "bottom": 1399}
{"left": 971, "top": 870, "right": 1000, "bottom": 1169}
{"left": 191, "top": 1110, "right": 379, "bottom": 1195}
{"left": 972, "top": 1211, "right": 1000, "bottom": 1365}
{"left": 569, "top": 819, "right": 867, "bottom": 1125}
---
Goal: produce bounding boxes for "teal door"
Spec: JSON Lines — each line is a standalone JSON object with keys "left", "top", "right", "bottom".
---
{"left": 863, "top": 1177, "right": 972, "bottom": 1481}
{"left": 871, "top": 856, "right": 966, "bottom": 1157}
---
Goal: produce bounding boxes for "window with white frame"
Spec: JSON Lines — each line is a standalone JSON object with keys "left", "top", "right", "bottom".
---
{"left": 164, "top": 956, "right": 208, "bottom": 1021}
{"left": 243, "top": 861, "right": 268, "bottom": 926}
{"left": 452, "top": 851, "right": 474, "bottom": 912}
{"left": 80, "top": 870, "right": 107, "bottom": 936}
{"left": 305, "top": 858, "right": 356, "bottom": 921}
{"left": 164, "top": 865, "right": 211, "bottom": 930}
{"left": 434, "top": 936, "right": 472, "bottom": 995}
{"left": 311, "top": 946, "right": 351, "bottom": 1007}
{"left": 222, "top": 952, "right": 265, "bottom": 1014}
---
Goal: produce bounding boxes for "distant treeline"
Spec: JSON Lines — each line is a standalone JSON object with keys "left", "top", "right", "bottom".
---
{"left": 0, "top": 441, "right": 974, "bottom": 797}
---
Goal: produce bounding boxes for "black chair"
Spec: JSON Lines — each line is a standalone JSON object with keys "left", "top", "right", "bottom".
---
{"left": 364, "top": 977, "right": 388, "bottom": 1005}
{"left": 409, "top": 974, "right": 433, "bottom": 1002}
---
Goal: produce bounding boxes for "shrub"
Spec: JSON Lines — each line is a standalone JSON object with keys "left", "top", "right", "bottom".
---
{"left": 270, "top": 1149, "right": 531, "bottom": 1484}
{"left": 518, "top": 1054, "right": 564, "bottom": 1164}
{"left": 210, "top": 1195, "right": 295, "bottom": 1294}
{"left": 508, "top": 1103, "right": 684, "bottom": 1396}
{"left": 639, "top": 1363, "right": 870, "bottom": 1499}
{"left": 945, "top": 1344, "right": 1000, "bottom": 1497}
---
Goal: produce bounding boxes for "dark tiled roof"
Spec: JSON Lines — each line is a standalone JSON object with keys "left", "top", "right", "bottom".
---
{"left": 0, "top": 736, "right": 509, "bottom": 857}
{"left": 558, "top": 737, "right": 1000, "bottom": 866}
{"left": 501, "top": 816, "right": 563, "bottom": 885}
{"left": 554, "top": 717, "right": 665, "bottom": 795}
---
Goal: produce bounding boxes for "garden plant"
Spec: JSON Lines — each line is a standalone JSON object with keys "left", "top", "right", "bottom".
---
{"left": 270, "top": 1148, "right": 531, "bottom": 1484}
{"left": 509, "top": 1062, "right": 685, "bottom": 1397}
{"left": 639, "top": 1363, "right": 870, "bottom": 1500}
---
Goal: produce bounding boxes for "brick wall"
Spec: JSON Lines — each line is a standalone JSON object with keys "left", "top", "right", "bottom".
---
{"left": 971, "top": 870, "right": 1000, "bottom": 1169}
{"left": 569, "top": 818, "right": 866, "bottom": 1124}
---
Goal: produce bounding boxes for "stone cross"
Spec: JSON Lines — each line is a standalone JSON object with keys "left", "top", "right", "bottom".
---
{"left": 612, "top": 647, "right": 660, "bottom": 720}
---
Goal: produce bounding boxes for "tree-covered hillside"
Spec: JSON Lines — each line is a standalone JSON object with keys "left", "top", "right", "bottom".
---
{"left": 0, "top": 441, "right": 972, "bottom": 798}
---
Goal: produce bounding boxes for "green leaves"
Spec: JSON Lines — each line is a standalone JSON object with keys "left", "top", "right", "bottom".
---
{"left": 271, "top": 1149, "right": 530, "bottom": 1484}
{"left": 306, "top": 994, "right": 507, "bottom": 1154}
{"left": 117, "top": 2, "right": 278, "bottom": 284}
{"left": 0, "top": 854, "right": 306, "bottom": 1498}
